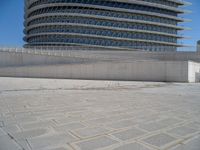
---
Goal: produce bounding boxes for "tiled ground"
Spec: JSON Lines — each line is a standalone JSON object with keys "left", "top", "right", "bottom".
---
{"left": 0, "top": 77, "right": 200, "bottom": 150}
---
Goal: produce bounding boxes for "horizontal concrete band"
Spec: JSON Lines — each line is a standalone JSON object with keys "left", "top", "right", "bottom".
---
{"left": 26, "top": 0, "right": 188, "bottom": 6}
{"left": 109, "top": 0, "right": 186, "bottom": 12}
{"left": 25, "top": 7, "right": 186, "bottom": 23}
{"left": 25, "top": 23, "right": 184, "bottom": 38}
{"left": 24, "top": 43, "right": 180, "bottom": 51}
{"left": 0, "top": 57, "right": 199, "bottom": 82}
{"left": 24, "top": 43, "right": 139, "bottom": 51}
{"left": 25, "top": 32, "right": 181, "bottom": 46}
{"left": 26, "top": 1, "right": 186, "bottom": 13}
{"left": 25, "top": 3, "right": 186, "bottom": 21}
{"left": 25, "top": 13, "right": 186, "bottom": 30}
{"left": 167, "top": 0, "right": 188, "bottom": 5}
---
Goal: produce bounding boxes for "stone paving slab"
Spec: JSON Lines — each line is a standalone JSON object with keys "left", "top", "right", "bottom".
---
{"left": 142, "top": 133, "right": 177, "bottom": 149}
{"left": 0, "top": 77, "right": 200, "bottom": 150}
{"left": 138, "top": 121, "right": 169, "bottom": 132}
{"left": 42, "top": 147, "right": 72, "bottom": 150}
{"left": 0, "top": 128, "right": 6, "bottom": 136}
{"left": 0, "top": 135, "right": 22, "bottom": 150}
{"left": 54, "top": 122, "right": 86, "bottom": 133}
{"left": 20, "top": 121, "right": 56, "bottom": 131}
{"left": 72, "top": 126, "right": 110, "bottom": 138}
{"left": 2, "top": 125, "right": 21, "bottom": 134}
{"left": 167, "top": 126, "right": 199, "bottom": 138}
{"left": 0, "top": 121, "right": 4, "bottom": 127}
{"left": 187, "top": 122, "right": 200, "bottom": 130}
{"left": 11, "top": 128, "right": 48, "bottom": 140}
{"left": 112, "top": 142, "right": 154, "bottom": 150}
{"left": 106, "top": 119, "right": 137, "bottom": 129}
{"left": 72, "top": 136, "right": 118, "bottom": 150}
{"left": 28, "top": 133, "right": 77, "bottom": 150}
{"left": 17, "top": 140, "right": 32, "bottom": 150}
{"left": 169, "top": 136, "right": 200, "bottom": 150}
{"left": 111, "top": 127, "right": 147, "bottom": 141}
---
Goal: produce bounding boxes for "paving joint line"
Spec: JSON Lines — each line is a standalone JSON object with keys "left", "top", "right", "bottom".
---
{"left": 7, "top": 132, "right": 26, "bottom": 150}
{"left": 0, "top": 121, "right": 5, "bottom": 127}
{"left": 25, "top": 139, "right": 33, "bottom": 150}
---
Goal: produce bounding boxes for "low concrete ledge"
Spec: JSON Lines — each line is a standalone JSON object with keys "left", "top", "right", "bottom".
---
{"left": 0, "top": 50, "right": 200, "bottom": 82}
{"left": 0, "top": 60, "right": 199, "bottom": 83}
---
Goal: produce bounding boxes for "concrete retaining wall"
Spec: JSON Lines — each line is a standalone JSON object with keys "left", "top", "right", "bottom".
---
{"left": 188, "top": 61, "right": 200, "bottom": 82}
{"left": 0, "top": 60, "right": 197, "bottom": 82}
{"left": 0, "top": 51, "right": 75, "bottom": 67}
{"left": 1, "top": 50, "right": 200, "bottom": 67}
{"left": 0, "top": 50, "right": 200, "bottom": 82}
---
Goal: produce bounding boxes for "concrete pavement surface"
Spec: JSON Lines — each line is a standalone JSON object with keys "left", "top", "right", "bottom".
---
{"left": 0, "top": 77, "right": 200, "bottom": 150}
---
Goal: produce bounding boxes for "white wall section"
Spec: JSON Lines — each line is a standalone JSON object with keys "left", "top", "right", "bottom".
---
{"left": 0, "top": 50, "right": 200, "bottom": 82}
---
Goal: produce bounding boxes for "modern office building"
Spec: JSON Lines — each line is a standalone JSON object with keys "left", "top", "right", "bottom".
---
{"left": 24, "top": 0, "right": 190, "bottom": 51}
{"left": 197, "top": 40, "right": 200, "bottom": 52}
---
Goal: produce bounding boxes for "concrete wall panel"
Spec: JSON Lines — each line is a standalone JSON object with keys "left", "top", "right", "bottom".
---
{"left": 0, "top": 60, "right": 197, "bottom": 82}
{"left": 1, "top": 50, "right": 200, "bottom": 82}
{"left": 188, "top": 61, "right": 200, "bottom": 82}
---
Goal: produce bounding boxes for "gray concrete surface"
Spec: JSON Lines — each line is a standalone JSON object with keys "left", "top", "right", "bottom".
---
{"left": 1, "top": 60, "right": 197, "bottom": 82}
{"left": 1, "top": 49, "right": 200, "bottom": 67}
{"left": 1, "top": 49, "right": 200, "bottom": 83}
{"left": 0, "top": 77, "right": 200, "bottom": 150}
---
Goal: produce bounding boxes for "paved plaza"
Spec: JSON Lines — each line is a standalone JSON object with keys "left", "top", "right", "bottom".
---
{"left": 0, "top": 77, "right": 200, "bottom": 150}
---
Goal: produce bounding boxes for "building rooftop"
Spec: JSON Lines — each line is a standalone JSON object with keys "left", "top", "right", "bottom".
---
{"left": 0, "top": 77, "right": 200, "bottom": 150}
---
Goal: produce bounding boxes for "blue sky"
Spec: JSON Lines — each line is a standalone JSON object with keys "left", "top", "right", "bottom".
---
{"left": 0, "top": 0, "right": 199, "bottom": 48}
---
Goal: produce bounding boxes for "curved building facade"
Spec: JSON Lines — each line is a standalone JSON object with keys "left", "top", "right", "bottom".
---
{"left": 24, "top": 0, "right": 189, "bottom": 51}
{"left": 197, "top": 40, "right": 200, "bottom": 52}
